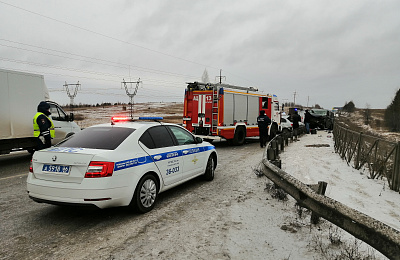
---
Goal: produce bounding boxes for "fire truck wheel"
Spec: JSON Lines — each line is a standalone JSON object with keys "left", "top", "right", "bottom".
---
{"left": 232, "top": 127, "right": 246, "bottom": 145}
{"left": 203, "top": 155, "right": 215, "bottom": 181}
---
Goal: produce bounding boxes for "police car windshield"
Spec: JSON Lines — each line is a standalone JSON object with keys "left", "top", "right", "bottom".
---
{"left": 57, "top": 127, "right": 135, "bottom": 150}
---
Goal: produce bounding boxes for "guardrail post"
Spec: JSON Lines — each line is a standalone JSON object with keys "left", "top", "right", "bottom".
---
{"left": 393, "top": 142, "right": 400, "bottom": 192}
{"left": 276, "top": 136, "right": 284, "bottom": 152}
{"left": 272, "top": 159, "right": 281, "bottom": 169}
{"left": 271, "top": 140, "right": 278, "bottom": 155}
{"left": 267, "top": 148, "right": 276, "bottom": 161}
{"left": 311, "top": 181, "right": 328, "bottom": 224}
{"left": 355, "top": 132, "right": 363, "bottom": 169}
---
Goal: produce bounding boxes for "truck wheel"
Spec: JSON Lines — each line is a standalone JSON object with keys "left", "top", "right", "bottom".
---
{"left": 130, "top": 174, "right": 158, "bottom": 214}
{"left": 232, "top": 127, "right": 246, "bottom": 146}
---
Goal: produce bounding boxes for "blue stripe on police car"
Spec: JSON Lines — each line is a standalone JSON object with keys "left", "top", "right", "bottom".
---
{"left": 113, "top": 145, "right": 215, "bottom": 172}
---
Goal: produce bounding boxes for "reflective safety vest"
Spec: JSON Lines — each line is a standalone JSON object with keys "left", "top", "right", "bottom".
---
{"left": 33, "top": 112, "right": 55, "bottom": 138}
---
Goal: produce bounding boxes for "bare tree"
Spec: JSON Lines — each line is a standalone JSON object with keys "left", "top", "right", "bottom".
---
{"left": 201, "top": 69, "right": 210, "bottom": 83}
{"left": 343, "top": 101, "right": 356, "bottom": 113}
{"left": 384, "top": 88, "right": 400, "bottom": 131}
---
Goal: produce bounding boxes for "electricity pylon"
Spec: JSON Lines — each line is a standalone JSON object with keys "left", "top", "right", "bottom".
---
{"left": 122, "top": 78, "right": 141, "bottom": 120}
{"left": 63, "top": 81, "right": 81, "bottom": 111}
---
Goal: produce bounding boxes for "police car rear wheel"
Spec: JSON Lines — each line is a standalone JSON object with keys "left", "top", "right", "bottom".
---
{"left": 203, "top": 156, "right": 215, "bottom": 181}
{"left": 131, "top": 174, "right": 158, "bottom": 213}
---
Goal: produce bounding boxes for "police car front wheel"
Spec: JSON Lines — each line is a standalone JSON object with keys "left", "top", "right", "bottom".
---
{"left": 203, "top": 156, "right": 215, "bottom": 181}
{"left": 131, "top": 174, "right": 158, "bottom": 214}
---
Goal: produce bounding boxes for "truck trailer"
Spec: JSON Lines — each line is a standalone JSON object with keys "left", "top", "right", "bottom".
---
{"left": 183, "top": 82, "right": 281, "bottom": 145}
{"left": 0, "top": 69, "right": 81, "bottom": 154}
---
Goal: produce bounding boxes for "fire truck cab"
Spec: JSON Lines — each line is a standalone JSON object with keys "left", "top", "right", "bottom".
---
{"left": 183, "top": 82, "right": 281, "bottom": 145}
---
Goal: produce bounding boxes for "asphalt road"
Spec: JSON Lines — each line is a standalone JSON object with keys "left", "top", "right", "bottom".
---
{"left": 0, "top": 139, "right": 263, "bottom": 260}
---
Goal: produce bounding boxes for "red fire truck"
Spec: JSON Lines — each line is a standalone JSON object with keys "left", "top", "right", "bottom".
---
{"left": 183, "top": 82, "right": 282, "bottom": 145}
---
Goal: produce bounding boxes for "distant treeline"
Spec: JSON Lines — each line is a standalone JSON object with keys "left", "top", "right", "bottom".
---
{"left": 61, "top": 102, "right": 126, "bottom": 109}
{"left": 61, "top": 101, "right": 179, "bottom": 109}
{"left": 342, "top": 88, "right": 400, "bottom": 132}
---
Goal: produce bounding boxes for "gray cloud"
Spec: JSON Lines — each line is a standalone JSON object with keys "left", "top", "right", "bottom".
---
{"left": 0, "top": 0, "right": 399, "bottom": 108}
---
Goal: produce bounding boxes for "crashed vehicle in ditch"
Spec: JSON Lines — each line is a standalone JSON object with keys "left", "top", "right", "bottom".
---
{"left": 307, "top": 109, "right": 334, "bottom": 130}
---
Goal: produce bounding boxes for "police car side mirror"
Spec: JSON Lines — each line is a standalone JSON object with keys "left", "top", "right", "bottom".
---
{"left": 195, "top": 137, "right": 203, "bottom": 144}
{"left": 68, "top": 113, "right": 74, "bottom": 122}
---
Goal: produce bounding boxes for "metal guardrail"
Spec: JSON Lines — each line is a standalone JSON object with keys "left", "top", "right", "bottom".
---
{"left": 261, "top": 132, "right": 400, "bottom": 260}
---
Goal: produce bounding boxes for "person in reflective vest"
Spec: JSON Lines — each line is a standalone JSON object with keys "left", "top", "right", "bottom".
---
{"left": 33, "top": 101, "right": 55, "bottom": 150}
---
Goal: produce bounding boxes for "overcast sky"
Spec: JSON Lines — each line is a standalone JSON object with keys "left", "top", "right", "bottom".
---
{"left": 1, "top": 0, "right": 399, "bottom": 109}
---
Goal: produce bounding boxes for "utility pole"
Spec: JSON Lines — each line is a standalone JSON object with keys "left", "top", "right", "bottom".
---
{"left": 293, "top": 90, "right": 297, "bottom": 106}
{"left": 122, "top": 78, "right": 142, "bottom": 120}
{"left": 215, "top": 69, "right": 226, "bottom": 84}
{"left": 63, "top": 81, "right": 81, "bottom": 111}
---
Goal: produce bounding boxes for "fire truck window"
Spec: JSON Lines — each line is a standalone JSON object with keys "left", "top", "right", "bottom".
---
{"left": 262, "top": 97, "right": 268, "bottom": 109}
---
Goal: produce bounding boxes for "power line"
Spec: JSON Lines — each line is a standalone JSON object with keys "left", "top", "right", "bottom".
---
{"left": 0, "top": 1, "right": 218, "bottom": 70}
{"left": 0, "top": 2, "right": 261, "bottom": 88}
{"left": 0, "top": 40, "right": 198, "bottom": 78}
{"left": 0, "top": 58, "right": 195, "bottom": 88}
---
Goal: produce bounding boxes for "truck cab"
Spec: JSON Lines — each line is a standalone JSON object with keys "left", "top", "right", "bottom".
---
{"left": 48, "top": 102, "right": 81, "bottom": 145}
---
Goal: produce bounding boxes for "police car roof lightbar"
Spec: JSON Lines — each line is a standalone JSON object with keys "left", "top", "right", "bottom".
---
{"left": 112, "top": 116, "right": 130, "bottom": 122}
{"left": 138, "top": 117, "right": 164, "bottom": 121}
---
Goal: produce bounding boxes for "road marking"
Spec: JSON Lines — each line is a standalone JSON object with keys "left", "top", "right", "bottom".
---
{"left": 0, "top": 173, "right": 27, "bottom": 181}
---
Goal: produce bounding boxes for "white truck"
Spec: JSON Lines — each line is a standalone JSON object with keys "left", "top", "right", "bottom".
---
{"left": 0, "top": 69, "right": 81, "bottom": 154}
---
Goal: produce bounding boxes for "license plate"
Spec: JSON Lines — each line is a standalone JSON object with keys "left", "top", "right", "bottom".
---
{"left": 42, "top": 164, "right": 71, "bottom": 174}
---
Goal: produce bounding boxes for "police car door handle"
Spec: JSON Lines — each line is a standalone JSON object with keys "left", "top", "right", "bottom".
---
{"left": 153, "top": 155, "right": 162, "bottom": 160}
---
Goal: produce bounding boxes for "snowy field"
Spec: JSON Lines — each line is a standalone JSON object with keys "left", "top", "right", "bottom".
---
{"left": 69, "top": 103, "right": 182, "bottom": 128}
{"left": 280, "top": 130, "right": 400, "bottom": 232}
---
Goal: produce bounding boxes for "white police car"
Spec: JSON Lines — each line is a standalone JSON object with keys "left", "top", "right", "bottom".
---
{"left": 27, "top": 117, "right": 217, "bottom": 213}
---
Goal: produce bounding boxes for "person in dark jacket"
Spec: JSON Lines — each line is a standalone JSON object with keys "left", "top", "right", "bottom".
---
{"left": 257, "top": 110, "right": 271, "bottom": 148}
{"left": 33, "top": 101, "right": 55, "bottom": 150}
{"left": 292, "top": 111, "right": 301, "bottom": 139}
{"left": 304, "top": 110, "right": 311, "bottom": 134}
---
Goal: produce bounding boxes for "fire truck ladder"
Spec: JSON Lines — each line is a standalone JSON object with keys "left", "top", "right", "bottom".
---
{"left": 211, "top": 86, "right": 219, "bottom": 135}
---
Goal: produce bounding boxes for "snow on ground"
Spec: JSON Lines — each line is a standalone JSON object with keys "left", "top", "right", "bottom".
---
{"left": 280, "top": 130, "right": 400, "bottom": 232}
{"left": 49, "top": 105, "right": 397, "bottom": 259}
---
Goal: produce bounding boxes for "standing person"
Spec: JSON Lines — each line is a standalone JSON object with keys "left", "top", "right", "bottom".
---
{"left": 304, "top": 110, "right": 311, "bottom": 134}
{"left": 33, "top": 101, "right": 55, "bottom": 151}
{"left": 257, "top": 110, "right": 271, "bottom": 148}
{"left": 292, "top": 110, "right": 301, "bottom": 140}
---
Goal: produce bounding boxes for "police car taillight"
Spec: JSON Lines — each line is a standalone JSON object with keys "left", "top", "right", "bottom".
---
{"left": 85, "top": 161, "right": 115, "bottom": 178}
